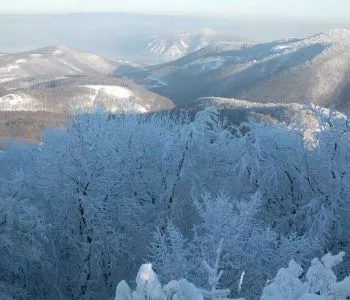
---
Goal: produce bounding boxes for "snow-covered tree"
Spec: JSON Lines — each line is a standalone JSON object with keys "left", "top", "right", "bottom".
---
{"left": 116, "top": 251, "right": 350, "bottom": 300}
{"left": 0, "top": 105, "right": 350, "bottom": 299}
{"left": 149, "top": 191, "right": 313, "bottom": 298}
{"left": 116, "top": 240, "right": 243, "bottom": 300}
{"left": 261, "top": 252, "right": 350, "bottom": 300}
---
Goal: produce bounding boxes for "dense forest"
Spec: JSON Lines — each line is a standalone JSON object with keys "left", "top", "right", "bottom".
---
{"left": 1, "top": 106, "right": 350, "bottom": 299}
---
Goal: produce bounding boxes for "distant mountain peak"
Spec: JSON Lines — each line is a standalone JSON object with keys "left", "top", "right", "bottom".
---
{"left": 136, "top": 28, "right": 240, "bottom": 62}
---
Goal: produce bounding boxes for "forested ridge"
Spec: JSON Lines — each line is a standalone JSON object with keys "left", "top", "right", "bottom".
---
{"left": 1, "top": 107, "right": 350, "bottom": 299}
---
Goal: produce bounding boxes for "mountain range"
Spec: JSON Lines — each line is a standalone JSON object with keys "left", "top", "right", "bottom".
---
{"left": 117, "top": 29, "right": 350, "bottom": 113}
{"left": 1, "top": 28, "right": 350, "bottom": 144}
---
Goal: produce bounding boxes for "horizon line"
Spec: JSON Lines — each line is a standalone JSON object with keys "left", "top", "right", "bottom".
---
{"left": 0, "top": 10, "right": 349, "bottom": 22}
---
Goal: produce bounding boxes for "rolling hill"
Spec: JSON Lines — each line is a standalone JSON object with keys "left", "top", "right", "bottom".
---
{"left": 0, "top": 45, "right": 174, "bottom": 144}
{"left": 0, "top": 45, "right": 173, "bottom": 113}
{"left": 0, "top": 45, "right": 116, "bottom": 79}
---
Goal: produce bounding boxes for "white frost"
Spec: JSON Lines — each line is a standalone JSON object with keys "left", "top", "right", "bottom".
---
{"left": 261, "top": 252, "right": 350, "bottom": 300}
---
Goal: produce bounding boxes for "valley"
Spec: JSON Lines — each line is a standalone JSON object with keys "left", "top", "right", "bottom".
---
{"left": 117, "top": 29, "right": 350, "bottom": 113}
{"left": 1, "top": 28, "right": 350, "bottom": 146}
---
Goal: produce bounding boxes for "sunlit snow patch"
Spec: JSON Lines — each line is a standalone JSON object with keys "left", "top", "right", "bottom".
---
{"left": 53, "top": 49, "right": 64, "bottom": 56}
{"left": 30, "top": 54, "right": 42, "bottom": 58}
{"left": 82, "top": 85, "right": 134, "bottom": 99}
{"left": 146, "top": 76, "right": 168, "bottom": 88}
{"left": 59, "top": 60, "right": 82, "bottom": 73}
{"left": 271, "top": 45, "right": 293, "bottom": 53}
{"left": 0, "top": 78, "right": 16, "bottom": 83}
{"left": 75, "top": 85, "right": 147, "bottom": 113}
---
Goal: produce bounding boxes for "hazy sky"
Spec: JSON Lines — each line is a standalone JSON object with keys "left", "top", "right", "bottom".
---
{"left": 1, "top": 0, "right": 349, "bottom": 19}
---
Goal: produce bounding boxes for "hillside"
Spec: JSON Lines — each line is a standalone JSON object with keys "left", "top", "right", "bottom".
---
{"left": 0, "top": 46, "right": 174, "bottom": 143}
{"left": 133, "top": 28, "right": 245, "bottom": 62}
{"left": 0, "top": 76, "right": 173, "bottom": 113}
{"left": 116, "top": 29, "right": 350, "bottom": 113}
{"left": 0, "top": 45, "right": 117, "bottom": 79}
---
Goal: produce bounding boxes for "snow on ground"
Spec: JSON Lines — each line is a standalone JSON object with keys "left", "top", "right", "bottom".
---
{"left": 83, "top": 53, "right": 103, "bottom": 62}
{"left": 0, "top": 65, "right": 19, "bottom": 73}
{"left": 271, "top": 45, "right": 293, "bottom": 53}
{"left": 0, "top": 78, "right": 16, "bottom": 83}
{"left": 187, "top": 56, "right": 228, "bottom": 72}
{"left": 72, "top": 93, "right": 147, "bottom": 114}
{"left": 6, "top": 77, "right": 68, "bottom": 90}
{"left": 165, "top": 44, "right": 187, "bottom": 59}
{"left": 0, "top": 93, "right": 39, "bottom": 111}
{"left": 74, "top": 85, "right": 149, "bottom": 113}
{"left": 106, "top": 102, "right": 148, "bottom": 114}
{"left": 146, "top": 76, "right": 168, "bottom": 88}
{"left": 53, "top": 49, "right": 64, "bottom": 56}
{"left": 82, "top": 85, "right": 134, "bottom": 99}
{"left": 15, "top": 59, "right": 27, "bottom": 64}
{"left": 59, "top": 60, "right": 82, "bottom": 73}
{"left": 179, "top": 40, "right": 189, "bottom": 49}
{"left": 30, "top": 54, "right": 42, "bottom": 58}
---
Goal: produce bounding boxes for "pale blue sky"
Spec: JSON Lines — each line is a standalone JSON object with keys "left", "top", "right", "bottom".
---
{"left": 1, "top": 0, "right": 349, "bottom": 19}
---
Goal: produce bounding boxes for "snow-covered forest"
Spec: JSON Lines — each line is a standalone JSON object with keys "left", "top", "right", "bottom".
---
{"left": 1, "top": 106, "right": 350, "bottom": 299}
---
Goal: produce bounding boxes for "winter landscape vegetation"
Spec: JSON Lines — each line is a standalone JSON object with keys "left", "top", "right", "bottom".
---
{"left": 1, "top": 0, "right": 350, "bottom": 299}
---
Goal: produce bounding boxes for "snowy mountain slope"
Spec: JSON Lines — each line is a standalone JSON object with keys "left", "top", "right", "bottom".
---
{"left": 139, "top": 28, "right": 218, "bottom": 61}
{"left": 0, "top": 46, "right": 174, "bottom": 142}
{"left": 0, "top": 76, "right": 174, "bottom": 142}
{"left": 0, "top": 76, "right": 173, "bottom": 113}
{"left": 0, "top": 45, "right": 117, "bottom": 81}
{"left": 124, "top": 28, "right": 246, "bottom": 63}
{"left": 0, "top": 45, "right": 173, "bottom": 114}
{"left": 117, "top": 29, "right": 350, "bottom": 113}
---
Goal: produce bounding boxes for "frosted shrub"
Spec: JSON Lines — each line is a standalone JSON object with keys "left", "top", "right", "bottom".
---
{"left": 116, "top": 252, "right": 350, "bottom": 300}
{"left": 261, "top": 252, "right": 350, "bottom": 300}
{"left": 116, "top": 240, "right": 243, "bottom": 300}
